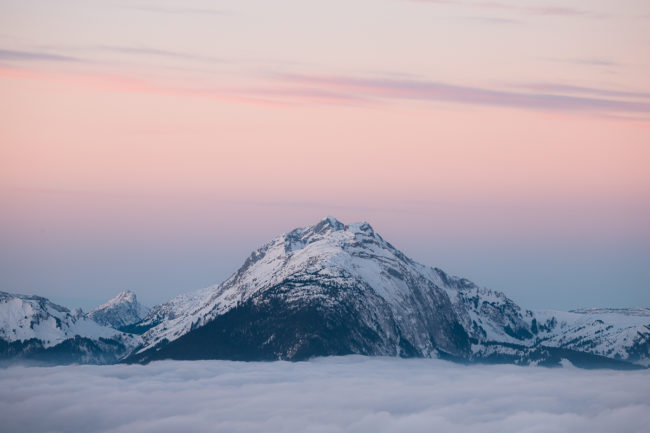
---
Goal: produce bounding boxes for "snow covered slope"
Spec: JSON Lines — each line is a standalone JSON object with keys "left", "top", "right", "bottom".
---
{"left": 533, "top": 309, "right": 650, "bottom": 366}
{"left": 88, "top": 290, "right": 149, "bottom": 329}
{"left": 0, "top": 291, "right": 140, "bottom": 364}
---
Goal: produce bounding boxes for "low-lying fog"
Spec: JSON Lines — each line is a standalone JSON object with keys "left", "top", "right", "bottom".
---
{"left": 1, "top": 357, "right": 648, "bottom": 433}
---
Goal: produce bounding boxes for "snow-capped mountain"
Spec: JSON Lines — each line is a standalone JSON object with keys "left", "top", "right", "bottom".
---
{"left": 128, "top": 217, "right": 474, "bottom": 361}
{"left": 0, "top": 291, "right": 139, "bottom": 364}
{"left": 125, "top": 217, "right": 649, "bottom": 368}
{"left": 88, "top": 290, "right": 149, "bottom": 329}
{"left": 2, "top": 217, "right": 647, "bottom": 368}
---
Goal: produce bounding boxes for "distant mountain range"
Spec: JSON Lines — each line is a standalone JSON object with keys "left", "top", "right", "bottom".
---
{"left": 2, "top": 217, "right": 648, "bottom": 368}
{"left": 0, "top": 291, "right": 140, "bottom": 365}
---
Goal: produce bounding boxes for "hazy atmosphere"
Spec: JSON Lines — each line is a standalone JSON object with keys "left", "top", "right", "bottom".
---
{"left": 1, "top": 0, "right": 649, "bottom": 311}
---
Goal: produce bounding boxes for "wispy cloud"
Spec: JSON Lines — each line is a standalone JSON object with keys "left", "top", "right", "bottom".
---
{"left": 0, "top": 49, "right": 80, "bottom": 62}
{"left": 411, "top": 0, "right": 464, "bottom": 4}
{"left": 516, "top": 83, "right": 650, "bottom": 100}
{"left": 237, "top": 86, "right": 372, "bottom": 105}
{"left": 95, "top": 46, "right": 222, "bottom": 63}
{"left": 545, "top": 57, "right": 620, "bottom": 67}
{"left": 412, "top": 1, "right": 599, "bottom": 17}
{"left": 3, "top": 57, "right": 648, "bottom": 117}
{"left": 0, "top": 65, "right": 281, "bottom": 108}
{"left": 477, "top": 2, "right": 591, "bottom": 16}
{"left": 460, "top": 15, "right": 521, "bottom": 24}
{"left": 272, "top": 73, "right": 650, "bottom": 114}
{"left": 127, "top": 6, "right": 230, "bottom": 16}
{"left": 572, "top": 58, "right": 619, "bottom": 67}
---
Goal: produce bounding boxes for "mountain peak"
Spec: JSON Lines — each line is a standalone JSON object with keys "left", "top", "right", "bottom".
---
{"left": 313, "top": 216, "right": 345, "bottom": 233}
{"left": 282, "top": 216, "right": 378, "bottom": 254}
{"left": 113, "top": 290, "right": 136, "bottom": 303}
{"left": 89, "top": 290, "right": 148, "bottom": 329}
{"left": 309, "top": 216, "right": 376, "bottom": 237}
{"left": 93, "top": 290, "right": 137, "bottom": 310}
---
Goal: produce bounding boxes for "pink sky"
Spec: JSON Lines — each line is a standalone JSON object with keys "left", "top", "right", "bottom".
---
{"left": 0, "top": 0, "right": 649, "bottom": 309}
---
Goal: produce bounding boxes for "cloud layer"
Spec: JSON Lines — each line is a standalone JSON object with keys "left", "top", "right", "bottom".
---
{"left": 274, "top": 73, "right": 650, "bottom": 114}
{"left": 1, "top": 357, "right": 649, "bottom": 433}
{"left": 0, "top": 49, "right": 79, "bottom": 62}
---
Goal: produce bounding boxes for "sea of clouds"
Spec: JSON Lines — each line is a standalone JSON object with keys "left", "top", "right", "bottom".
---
{"left": 1, "top": 356, "right": 649, "bottom": 433}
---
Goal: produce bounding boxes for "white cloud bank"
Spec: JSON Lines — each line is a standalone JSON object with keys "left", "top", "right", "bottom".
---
{"left": 1, "top": 357, "right": 649, "bottom": 433}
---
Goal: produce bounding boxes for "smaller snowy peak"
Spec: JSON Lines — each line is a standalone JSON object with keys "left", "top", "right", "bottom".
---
{"left": 89, "top": 290, "right": 149, "bottom": 329}
{"left": 0, "top": 291, "right": 126, "bottom": 347}
{"left": 110, "top": 290, "right": 137, "bottom": 305}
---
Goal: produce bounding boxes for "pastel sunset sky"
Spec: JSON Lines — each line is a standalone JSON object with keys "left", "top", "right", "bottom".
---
{"left": 1, "top": 0, "right": 649, "bottom": 310}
